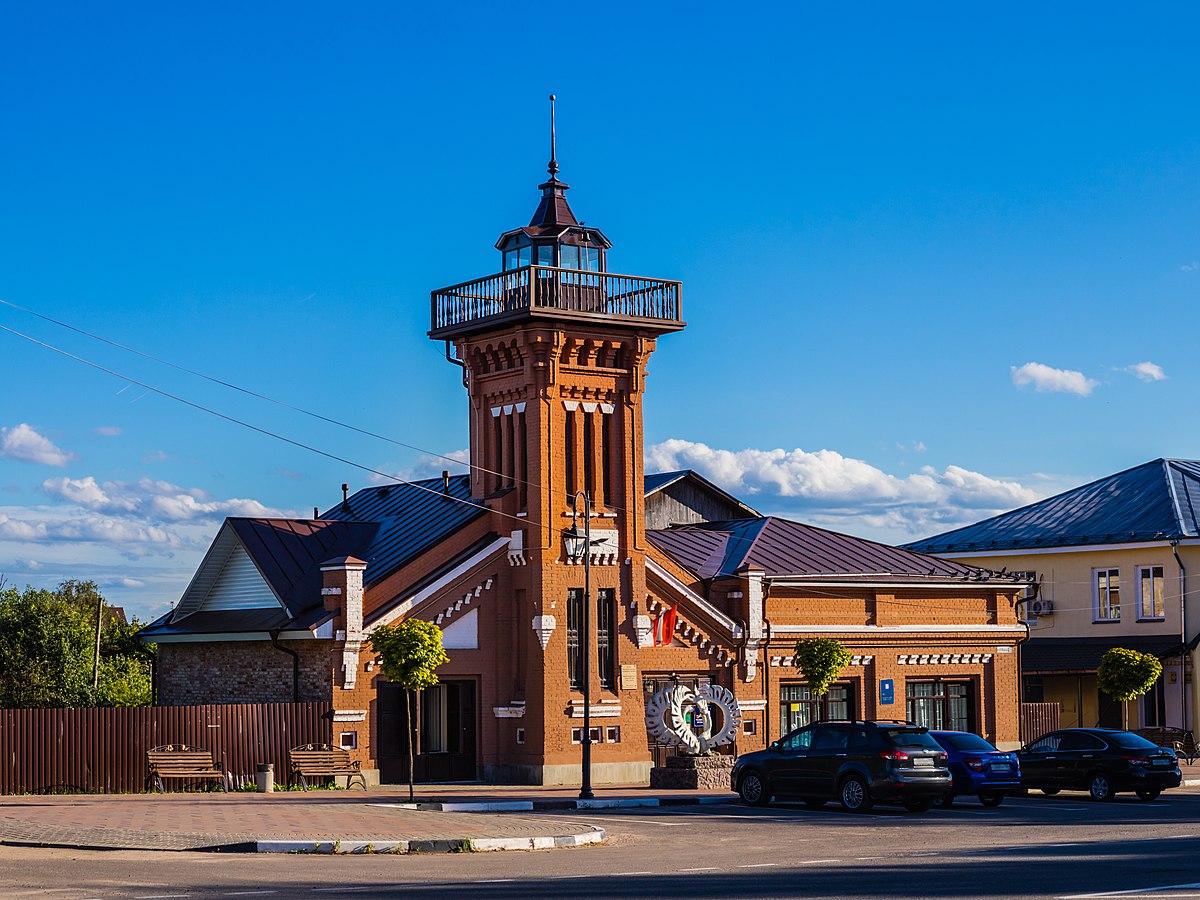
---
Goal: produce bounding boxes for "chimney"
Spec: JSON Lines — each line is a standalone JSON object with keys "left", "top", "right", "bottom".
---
{"left": 313, "top": 506, "right": 319, "bottom": 519}
{"left": 341, "top": 483, "right": 350, "bottom": 510}
{"left": 442, "top": 470, "right": 450, "bottom": 494}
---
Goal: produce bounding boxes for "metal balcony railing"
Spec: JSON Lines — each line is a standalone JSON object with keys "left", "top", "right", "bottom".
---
{"left": 430, "top": 266, "right": 683, "bottom": 337}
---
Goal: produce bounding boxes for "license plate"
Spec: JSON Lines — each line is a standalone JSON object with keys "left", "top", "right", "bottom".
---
{"left": 1152, "top": 759, "right": 1170, "bottom": 766}
{"left": 991, "top": 763, "right": 1012, "bottom": 772}
{"left": 913, "top": 757, "right": 933, "bottom": 768}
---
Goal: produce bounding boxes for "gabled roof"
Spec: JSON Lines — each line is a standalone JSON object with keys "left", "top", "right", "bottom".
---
{"left": 319, "top": 474, "right": 487, "bottom": 587}
{"left": 905, "top": 459, "right": 1200, "bottom": 554}
{"left": 643, "top": 469, "right": 760, "bottom": 519}
{"left": 648, "top": 516, "right": 985, "bottom": 584}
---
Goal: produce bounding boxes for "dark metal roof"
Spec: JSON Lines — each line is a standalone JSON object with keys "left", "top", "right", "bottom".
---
{"left": 648, "top": 517, "right": 988, "bottom": 583}
{"left": 141, "top": 606, "right": 333, "bottom": 639}
{"left": 905, "top": 459, "right": 1200, "bottom": 554}
{"left": 644, "top": 470, "right": 689, "bottom": 494}
{"left": 319, "top": 474, "right": 487, "bottom": 588}
{"left": 1023, "top": 635, "right": 1184, "bottom": 674}
{"left": 529, "top": 178, "right": 579, "bottom": 229}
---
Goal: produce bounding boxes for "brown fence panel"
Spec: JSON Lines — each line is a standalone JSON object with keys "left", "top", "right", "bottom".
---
{"left": 0, "top": 702, "right": 330, "bottom": 794}
{"left": 1020, "top": 702, "right": 1060, "bottom": 744}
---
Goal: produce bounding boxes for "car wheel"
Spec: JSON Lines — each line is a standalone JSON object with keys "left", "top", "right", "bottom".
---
{"left": 802, "top": 798, "right": 826, "bottom": 808}
{"left": 839, "top": 776, "right": 873, "bottom": 813}
{"left": 979, "top": 792, "right": 1004, "bottom": 808}
{"left": 1041, "top": 788, "right": 1060, "bottom": 796}
{"left": 1088, "top": 774, "right": 1115, "bottom": 801}
{"left": 1135, "top": 789, "right": 1161, "bottom": 802}
{"left": 902, "top": 798, "right": 934, "bottom": 813}
{"left": 738, "top": 770, "right": 771, "bottom": 807}
{"left": 935, "top": 792, "right": 955, "bottom": 809}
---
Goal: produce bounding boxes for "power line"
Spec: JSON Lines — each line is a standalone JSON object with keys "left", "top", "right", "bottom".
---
{"left": 0, "top": 322, "right": 544, "bottom": 533}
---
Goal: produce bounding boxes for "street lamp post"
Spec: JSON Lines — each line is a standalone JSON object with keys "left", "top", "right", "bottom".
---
{"left": 563, "top": 490, "right": 604, "bottom": 800}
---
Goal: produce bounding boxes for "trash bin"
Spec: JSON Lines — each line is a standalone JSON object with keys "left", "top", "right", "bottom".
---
{"left": 256, "top": 763, "right": 274, "bottom": 793}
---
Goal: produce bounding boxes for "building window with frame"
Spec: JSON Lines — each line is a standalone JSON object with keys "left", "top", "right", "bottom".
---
{"left": 597, "top": 588, "right": 616, "bottom": 691}
{"left": 905, "top": 680, "right": 973, "bottom": 732}
{"left": 1137, "top": 565, "right": 1165, "bottom": 621}
{"left": 1094, "top": 568, "right": 1121, "bottom": 622}
{"left": 566, "top": 588, "right": 583, "bottom": 690}
{"left": 1142, "top": 675, "right": 1166, "bottom": 727}
{"left": 779, "top": 683, "right": 854, "bottom": 734}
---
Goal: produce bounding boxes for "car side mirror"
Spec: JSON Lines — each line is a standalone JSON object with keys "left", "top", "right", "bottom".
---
{"left": 769, "top": 740, "right": 780, "bottom": 752}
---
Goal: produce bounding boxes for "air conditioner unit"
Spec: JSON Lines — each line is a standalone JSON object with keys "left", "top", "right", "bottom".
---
{"left": 1031, "top": 598, "right": 1054, "bottom": 616}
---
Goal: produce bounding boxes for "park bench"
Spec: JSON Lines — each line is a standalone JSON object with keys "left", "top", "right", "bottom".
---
{"left": 1134, "top": 727, "right": 1197, "bottom": 764}
{"left": 146, "top": 744, "right": 227, "bottom": 793}
{"left": 288, "top": 743, "right": 367, "bottom": 790}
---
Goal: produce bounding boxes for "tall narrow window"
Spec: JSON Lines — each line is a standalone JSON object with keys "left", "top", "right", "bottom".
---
{"left": 566, "top": 588, "right": 583, "bottom": 690}
{"left": 492, "top": 414, "right": 504, "bottom": 493}
{"left": 1094, "top": 568, "right": 1121, "bottom": 621}
{"left": 598, "top": 413, "right": 610, "bottom": 507}
{"left": 564, "top": 410, "right": 576, "bottom": 502}
{"left": 505, "top": 412, "right": 516, "bottom": 487}
{"left": 1138, "top": 565, "right": 1165, "bottom": 620}
{"left": 597, "top": 588, "right": 616, "bottom": 690}
{"left": 583, "top": 412, "right": 595, "bottom": 499}
{"left": 604, "top": 413, "right": 618, "bottom": 507}
{"left": 517, "top": 410, "right": 528, "bottom": 510}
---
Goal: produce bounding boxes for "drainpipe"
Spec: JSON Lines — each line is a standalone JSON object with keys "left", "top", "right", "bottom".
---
{"left": 1172, "top": 541, "right": 1188, "bottom": 731}
{"left": 444, "top": 340, "right": 468, "bottom": 388}
{"left": 763, "top": 579, "right": 773, "bottom": 743}
{"left": 269, "top": 631, "right": 301, "bottom": 703}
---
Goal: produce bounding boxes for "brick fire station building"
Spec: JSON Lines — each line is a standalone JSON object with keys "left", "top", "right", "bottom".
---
{"left": 142, "top": 156, "right": 1028, "bottom": 784}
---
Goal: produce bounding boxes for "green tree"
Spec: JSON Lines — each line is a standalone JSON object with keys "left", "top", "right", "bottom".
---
{"left": 793, "top": 638, "right": 852, "bottom": 697}
{"left": 0, "top": 579, "right": 154, "bottom": 708}
{"left": 367, "top": 619, "right": 449, "bottom": 800}
{"left": 1097, "top": 647, "right": 1163, "bottom": 729}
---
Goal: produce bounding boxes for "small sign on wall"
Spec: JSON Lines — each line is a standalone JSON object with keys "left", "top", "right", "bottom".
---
{"left": 619, "top": 664, "right": 639, "bottom": 691}
{"left": 879, "top": 679, "right": 895, "bottom": 706}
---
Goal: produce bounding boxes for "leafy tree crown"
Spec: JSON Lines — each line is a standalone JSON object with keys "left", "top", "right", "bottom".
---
{"left": 793, "top": 638, "right": 852, "bottom": 697}
{"left": 367, "top": 619, "right": 449, "bottom": 690}
{"left": 1097, "top": 647, "right": 1162, "bottom": 701}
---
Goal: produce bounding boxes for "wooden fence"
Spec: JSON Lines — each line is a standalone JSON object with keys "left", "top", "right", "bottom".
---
{"left": 1020, "top": 701, "right": 1060, "bottom": 744}
{"left": 0, "top": 702, "right": 331, "bottom": 794}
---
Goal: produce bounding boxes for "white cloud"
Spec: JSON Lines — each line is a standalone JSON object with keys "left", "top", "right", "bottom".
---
{"left": 1122, "top": 361, "right": 1167, "bottom": 382}
{"left": 141, "top": 450, "right": 173, "bottom": 464}
{"left": 94, "top": 426, "right": 122, "bottom": 437}
{"left": 896, "top": 441, "right": 927, "bottom": 454}
{"left": 645, "top": 439, "right": 1044, "bottom": 540}
{"left": 41, "top": 475, "right": 284, "bottom": 522}
{"left": 1010, "top": 362, "right": 1098, "bottom": 396}
{"left": 1181, "top": 262, "right": 1199, "bottom": 272}
{"left": 0, "top": 423, "right": 76, "bottom": 467}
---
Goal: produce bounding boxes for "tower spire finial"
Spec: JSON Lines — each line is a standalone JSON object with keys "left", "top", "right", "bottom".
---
{"left": 547, "top": 93, "right": 559, "bottom": 179}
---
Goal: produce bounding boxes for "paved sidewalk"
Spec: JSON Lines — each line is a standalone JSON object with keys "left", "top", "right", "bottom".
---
{"left": 0, "top": 792, "right": 609, "bottom": 854}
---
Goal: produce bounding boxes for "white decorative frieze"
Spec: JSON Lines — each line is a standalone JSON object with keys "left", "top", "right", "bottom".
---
{"left": 508, "top": 529, "right": 527, "bottom": 566}
{"left": 321, "top": 587, "right": 342, "bottom": 596}
{"left": 770, "top": 654, "right": 875, "bottom": 667}
{"left": 493, "top": 702, "right": 526, "bottom": 719}
{"left": 332, "top": 709, "right": 367, "bottom": 722}
{"left": 562, "top": 528, "right": 618, "bottom": 566}
{"left": 897, "top": 653, "right": 993, "bottom": 665}
{"left": 568, "top": 700, "right": 622, "bottom": 718}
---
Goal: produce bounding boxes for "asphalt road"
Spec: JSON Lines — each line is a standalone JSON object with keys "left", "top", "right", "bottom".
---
{"left": 3, "top": 788, "right": 1200, "bottom": 899}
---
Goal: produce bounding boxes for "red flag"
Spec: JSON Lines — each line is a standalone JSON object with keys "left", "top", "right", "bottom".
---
{"left": 654, "top": 603, "right": 679, "bottom": 647}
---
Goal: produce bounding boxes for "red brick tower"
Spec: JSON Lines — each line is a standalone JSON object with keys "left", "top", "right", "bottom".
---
{"left": 428, "top": 107, "right": 684, "bottom": 783}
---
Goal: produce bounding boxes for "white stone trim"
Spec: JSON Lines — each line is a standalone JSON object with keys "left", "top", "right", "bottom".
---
{"left": 770, "top": 654, "right": 874, "bottom": 667}
{"left": 368, "top": 536, "right": 510, "bottom": 633}
{"left": 897, "top": 653, "right": 994, "bottom": 665}
{"left": 332, "top": 710, "right": 367, "bottom": 722}
{"left": 490, "top": 406, "right": 502, "bottom": 417}
{"left": 562, "top": 400, "right": 579, "bottom": 412}
{"left": 646, "top": 558, "right": 742, "bottom": 638}
{"left": 738, "top": 700, "right": 768, "bottom": 711}
{"left": 599, "top": 402, "right": 615, "bottom": 414}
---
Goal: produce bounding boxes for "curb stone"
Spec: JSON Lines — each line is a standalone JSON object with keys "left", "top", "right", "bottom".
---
{"left": 256, "top": 828, "right": 605, "bottom": 854}
{"left": 373, "top": 796, "right": 732, "bottom": 813}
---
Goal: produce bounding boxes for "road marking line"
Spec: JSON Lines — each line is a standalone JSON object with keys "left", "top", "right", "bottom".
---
{"left": 737, "top": 863, "right": 777, "bottom": 868}
{"left": 1168, "top": 834, "right": 1199, "bottom": 839}
{"left": 226, "top": 893, "right": 277, "bottom": 897}
{"left": 475, "top": 880, "right": 515, "bottom": 884}
{"left": 1060, "top": 882, "right": 1200, "bottom": 898}
{"left": 855, "top": 857, "right": 885, "bottom": 861}
{"left": 680, "top": 867, "right": 719, "bottom": 872}
{"left": 798, "top": 859, "right": 841, "bottom": 865}
{"left": 614, "top": 872, "right": 654, "bottom": 876}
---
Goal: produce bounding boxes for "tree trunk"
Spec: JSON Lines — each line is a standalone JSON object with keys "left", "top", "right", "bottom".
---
{"left": 406, "top": 688, "right": 415, "bottom": 802}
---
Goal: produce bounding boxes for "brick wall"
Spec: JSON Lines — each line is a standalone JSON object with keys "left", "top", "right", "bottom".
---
{"left": 156, "top": 641, "right": 333, "bottom": 706}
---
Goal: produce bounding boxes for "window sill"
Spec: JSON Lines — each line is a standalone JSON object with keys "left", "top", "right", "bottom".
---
{"left": 1092, "top": 619, "right": 1123, "bottom": 625}
{"left": 1136, "top": 617, "right": 1166, "bottom": 623}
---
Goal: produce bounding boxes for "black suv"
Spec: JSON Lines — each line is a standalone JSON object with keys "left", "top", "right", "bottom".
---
{"left": 731, "top": 720, "right": 951, "bottom": 812}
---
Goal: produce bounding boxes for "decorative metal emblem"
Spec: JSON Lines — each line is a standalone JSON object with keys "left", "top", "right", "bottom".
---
{"left": 645, "top": 683, "right": 742, "bottom": 754}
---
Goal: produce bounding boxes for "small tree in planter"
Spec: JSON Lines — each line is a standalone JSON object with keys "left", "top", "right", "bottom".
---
{"left": 793, "top": 638, "right": 852, "bottom": 697}
{"left": 1097, "top": 647, "right": 1163, "bottom": 730}
{"left": 367, "top": 619, "right": 449, "bottom": 801}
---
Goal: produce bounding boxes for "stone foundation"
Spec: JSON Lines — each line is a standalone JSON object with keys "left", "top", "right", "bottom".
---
{"left": 649, "top": 754, "right": 735, "bottom": 790}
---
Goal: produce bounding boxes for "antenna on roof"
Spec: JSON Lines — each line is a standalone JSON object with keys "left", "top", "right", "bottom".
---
{"left": 442, "top": 470, "right": 451, "bottom": 495}
{"left": 313, "top": 506, "right": 319, "bottom": 519}
{"left": 341, "top": 483, "right": 350, "bottom": 510}
{"left": 547, "top": 94, "right": 559, "bottom": 180}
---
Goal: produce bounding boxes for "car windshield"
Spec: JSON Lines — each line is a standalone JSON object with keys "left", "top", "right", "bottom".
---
{"left": 936, "top": 733, "right": 997, "bottom": 753}
{"left": 1106, "top": 731, "right": 1161, "bottom": 751}
{"left": 882, "top": 728, "right": 941, "bottom": 749}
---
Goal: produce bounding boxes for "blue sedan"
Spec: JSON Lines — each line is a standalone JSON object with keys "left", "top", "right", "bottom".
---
{"left": 930, "top": 730, "right": 1021, "bottom": 808}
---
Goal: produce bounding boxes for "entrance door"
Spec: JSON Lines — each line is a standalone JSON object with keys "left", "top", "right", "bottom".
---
{"left": 378, "top": 680, "right": 477, "bottom": 783}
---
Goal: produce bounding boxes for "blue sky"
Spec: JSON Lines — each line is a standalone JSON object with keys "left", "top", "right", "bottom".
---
{"left": 1, "top": 2, "right": 1197, "bottom": 618}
